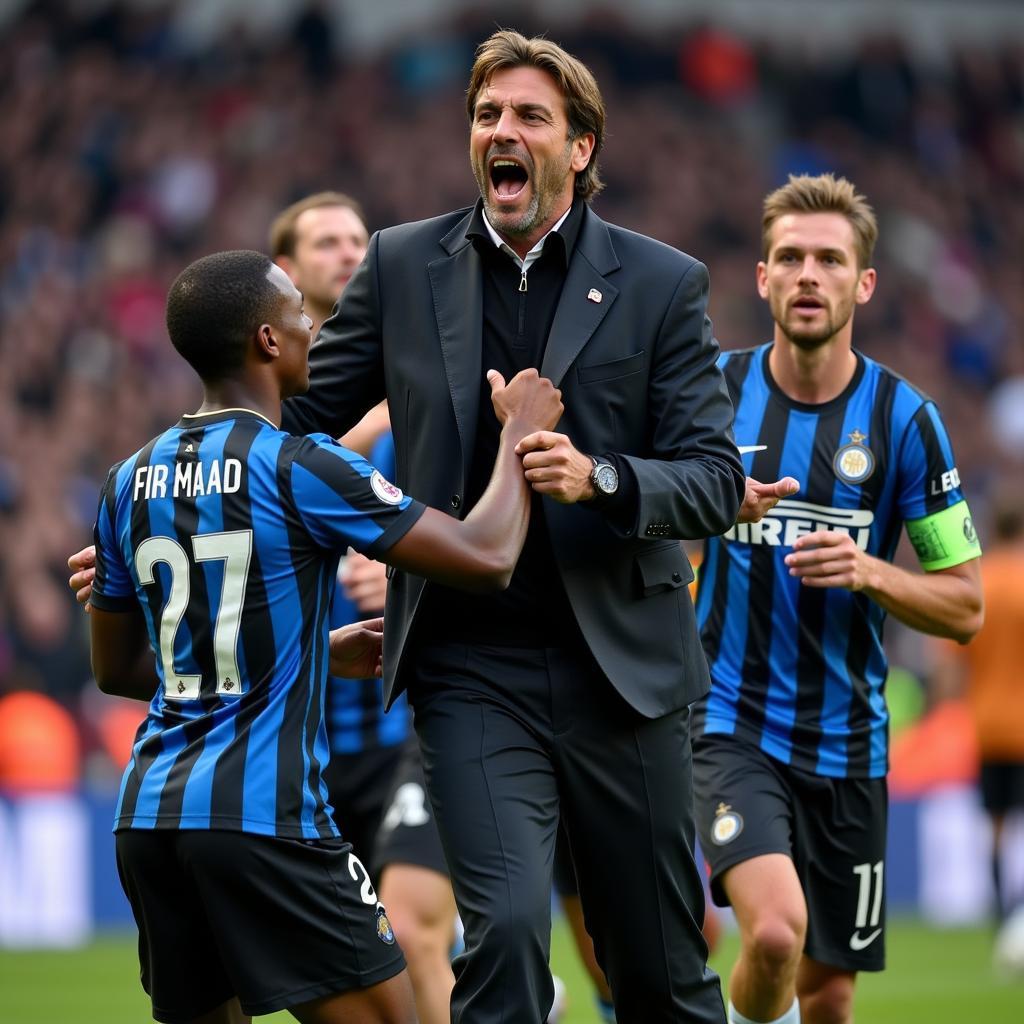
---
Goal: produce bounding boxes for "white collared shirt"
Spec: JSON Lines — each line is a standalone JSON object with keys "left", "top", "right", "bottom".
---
{"left": 481, "top": 206, "right": 573, "bottom": 278}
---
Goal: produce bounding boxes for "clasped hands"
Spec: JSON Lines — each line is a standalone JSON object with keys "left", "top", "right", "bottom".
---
{"left": 487, "top": 368, "right": 593, "bottom": 503}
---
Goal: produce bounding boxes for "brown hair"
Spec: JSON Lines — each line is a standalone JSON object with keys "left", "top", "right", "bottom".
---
{"left": 268, "top": 191, "right": 365, "bottom": 259}
{"left": 466, "top": 29, "right": 605, "bottom": 201}
{"left": 762, "top": 174, "right": 878, "bottom": 269}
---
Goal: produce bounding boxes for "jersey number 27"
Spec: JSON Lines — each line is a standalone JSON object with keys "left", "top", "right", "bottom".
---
{"left": 135, "top": 530, "right": 253, "bottom": 701}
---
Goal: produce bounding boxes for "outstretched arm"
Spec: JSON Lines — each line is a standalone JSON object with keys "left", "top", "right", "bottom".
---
{"left": 72, "top": 371, "right": 562, "bottom": 606}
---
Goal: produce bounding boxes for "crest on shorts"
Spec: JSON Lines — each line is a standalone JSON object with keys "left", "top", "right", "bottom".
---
{"left": 833, "top": 429, "right": 875, "bottom": 485}
{"left": 711, "top": 802, "right": 743, "bottom": 846}
{"left": 375, "top": 904, "right": 396, "bottom": 944}
{"left": 370, "top": 470, "right": 403, "bottom": 505}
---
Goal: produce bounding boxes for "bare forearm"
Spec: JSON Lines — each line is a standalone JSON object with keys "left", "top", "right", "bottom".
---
{"left": 90, "top": 607, "right": 160, "bottom": 702}
{"left": 862, "top": 558, "right": 983, "bottom": 643}
{"left": 383, "top": 423, "right": 531, "bottom": 590}
{"left": 460, "top": 422, "right": 532, "bottom": 572}
{"left": 383, "top": 369, "right": 560, "bottom": 590}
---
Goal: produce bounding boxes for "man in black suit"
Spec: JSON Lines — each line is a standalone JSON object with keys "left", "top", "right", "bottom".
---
{"left": 285, "top": 29, "right": 742, "bottom": 1024}
{"left": 71, "top": 28, "right": 743, "bottom": 1024}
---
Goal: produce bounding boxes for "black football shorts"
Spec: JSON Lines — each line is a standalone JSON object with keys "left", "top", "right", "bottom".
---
{"left": 693, "top": 732, "right": 888, "bottom": 972}
{"left": 115, "top": 829, "right": 406, "bottom": 1022}
{"left": 372, "top": 736, "right": 449, "bottom": 878}
{"left": 323, "top": 741, "right": 404, "bottom": 874}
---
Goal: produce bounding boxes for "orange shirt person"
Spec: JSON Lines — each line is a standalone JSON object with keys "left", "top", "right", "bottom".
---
{"left": 952, "top": 493, "right": 1024, "bottom": 919}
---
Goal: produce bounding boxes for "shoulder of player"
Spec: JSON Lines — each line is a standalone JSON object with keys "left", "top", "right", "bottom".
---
{"left": 280, "top": 432, "right": 375, "bottom": 481}
{"left": 102, "top": 456, "right": 129, "bottom": 488}
{"left": 279, "top": 430, "right": 344, "bottom": 460}
{"left": 716, "top": 342, "right": 766, "bottom": 370}
{"left": 861, "top": 353, "right": 937, "bottom": 408}
{"left": 860, "top": 353, "right": 945, "bottom": 435}
{"left": 105, "top": 431, "right": 168, "bottom": 497}
{"left": 600, "top": 217, "right": 703, "bottom": 279}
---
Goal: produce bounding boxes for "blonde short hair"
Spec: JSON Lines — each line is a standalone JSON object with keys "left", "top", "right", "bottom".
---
{"left": 762, "top": 174, "right": 877, "bottom": 269}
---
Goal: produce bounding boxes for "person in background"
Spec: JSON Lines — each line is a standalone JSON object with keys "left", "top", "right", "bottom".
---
{"left": 940, "top": 488, "right": 1024, "bottom": 923}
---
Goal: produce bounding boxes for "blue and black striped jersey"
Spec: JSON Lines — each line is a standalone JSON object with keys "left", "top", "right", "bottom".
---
{"left": 694, "top": 345, "right": 978, "bottom": 779}
{"left": 326, "top": 431, "right": 411, "bottom": 755}
{"left": 91, "top": 409, "right": 424, "bottom": 838}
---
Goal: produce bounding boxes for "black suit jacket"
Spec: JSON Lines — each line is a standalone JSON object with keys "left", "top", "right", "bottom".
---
{"left": 283, "top": 203, "right": 744, "bottom": 718}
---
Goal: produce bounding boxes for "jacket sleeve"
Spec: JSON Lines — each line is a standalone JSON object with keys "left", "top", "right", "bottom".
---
{"left": 281, "top": 231, "right": 388, "bottom": 438}
{"left": 620, "top": 259, "right": 744, "bottom": 539}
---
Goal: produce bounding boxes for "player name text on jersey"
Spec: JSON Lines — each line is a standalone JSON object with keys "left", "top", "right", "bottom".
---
{"left": 133, "top": 459, "right": 243, "bottom": 501}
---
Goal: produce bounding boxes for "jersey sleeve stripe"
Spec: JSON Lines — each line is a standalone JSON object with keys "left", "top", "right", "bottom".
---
{"left": 911, "top": 403, "right": 958, "bottom": 516}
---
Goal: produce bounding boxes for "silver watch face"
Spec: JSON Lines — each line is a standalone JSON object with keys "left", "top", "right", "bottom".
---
{"left": 594, "top": 463, "right": 618, "bottom": 495}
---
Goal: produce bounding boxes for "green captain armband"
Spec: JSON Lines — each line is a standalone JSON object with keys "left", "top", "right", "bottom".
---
{"left": 905, "top": 500, "right": 982, "bottom": 570}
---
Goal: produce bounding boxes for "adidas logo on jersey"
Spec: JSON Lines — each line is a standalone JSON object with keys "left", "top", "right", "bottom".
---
{"left": 723, "top": 499, "right": 874, "bottom": 550}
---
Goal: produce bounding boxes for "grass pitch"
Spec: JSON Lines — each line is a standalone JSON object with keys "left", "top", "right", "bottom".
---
{"left": 0, "top": 917, "right": 1020, "bottom": 1022}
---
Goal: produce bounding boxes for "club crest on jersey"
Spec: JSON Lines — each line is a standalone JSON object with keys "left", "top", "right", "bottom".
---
{"left": 833, "top": 429, "right": 875, "bottom": 485}
{"left": 375, "top": 905, "right": 396, "bottom": 944}
{"left": 711, "top": 802, "right": 743, "bottom": 845}
{"left": 370, "top": 470, "right": 403, "bottom": 505}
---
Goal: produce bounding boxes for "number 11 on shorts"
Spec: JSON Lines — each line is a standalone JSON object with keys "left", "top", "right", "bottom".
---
{"left": 850, "top": 861, "right": 884, "bottom": 951}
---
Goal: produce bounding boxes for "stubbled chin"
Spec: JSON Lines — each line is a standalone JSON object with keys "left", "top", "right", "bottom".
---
{"left": 486, "top": 194, "right": 537, "bottom": 235}
{"left": 488, "top": 192, "right": 526, "bottom": 214}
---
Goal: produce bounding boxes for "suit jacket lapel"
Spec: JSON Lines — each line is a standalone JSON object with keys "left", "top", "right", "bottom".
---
{"left": 541, "top": 208, "right": 620, "bottom": 387}
{"left": 429, "top": 213, "right": 483, "bottom": 483}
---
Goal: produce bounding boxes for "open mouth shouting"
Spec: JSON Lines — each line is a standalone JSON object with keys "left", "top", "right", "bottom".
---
{"left": 488, "top": 154, "right": 531, "bottom": 205}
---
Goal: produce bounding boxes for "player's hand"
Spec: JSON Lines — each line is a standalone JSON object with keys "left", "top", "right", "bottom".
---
{"left": 736, "top": 476, "right": 801, "bottom": 524}
{"left": 68, "top": 545, "right": 97, "bottom": 611}
{"left": 341, "top": 552, "right": 388, "bottom": 613}
{"left": 329, "top": 617, "right": 384, "bottom": 679}
{"left": 487, "top": 368, "right": 562, "bottom": 433}
{"left": 784, "top": 531, "right": 878, "bottom": 592}
{"left": 515, "top": 432, "right": 594, "bottom": 504}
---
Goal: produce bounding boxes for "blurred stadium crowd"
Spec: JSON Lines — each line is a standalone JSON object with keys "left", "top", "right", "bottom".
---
{"left": 0, "top": 0, "right": 1021, "bottom": 787}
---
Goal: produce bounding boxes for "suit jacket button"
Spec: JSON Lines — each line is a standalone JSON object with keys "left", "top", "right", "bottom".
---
{"left": 672, "top": 572, "right": 682, "bottom": 583}
{"left": 450, "top": 494, "right": 462, "bottom": 510}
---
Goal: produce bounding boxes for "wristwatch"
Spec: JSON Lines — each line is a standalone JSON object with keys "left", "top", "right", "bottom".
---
{"left": 589, "top": 455, "right": 619, "bottom": 499}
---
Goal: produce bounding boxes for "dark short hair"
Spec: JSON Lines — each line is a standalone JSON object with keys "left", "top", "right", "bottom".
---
{"left": 466, "top": 29, "right": 606, "bottom": 201}
{"left": 268, "top": 191, "right": 366, "bottom": 259}
{"left": 165, "top": 250, "right": 281, "bottom": 381}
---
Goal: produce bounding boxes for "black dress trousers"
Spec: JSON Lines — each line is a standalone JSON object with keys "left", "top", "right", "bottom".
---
{"left": 407, "top": 641, "right": 726, "bottom": 1024}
